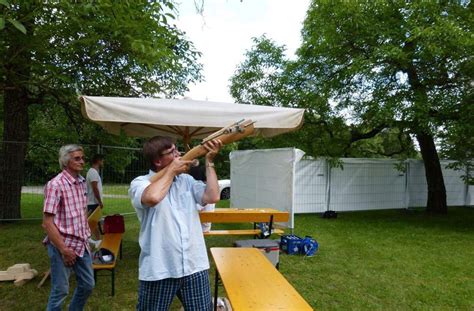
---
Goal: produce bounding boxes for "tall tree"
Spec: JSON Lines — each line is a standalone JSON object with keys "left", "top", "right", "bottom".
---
{"left": 231, "top": 2, "right": 472, "bottom": 213}
{"left": 299, "top": 1, "right": 472, "bottom": 213}
{"left": 0, "top": 1, "right": 202, "bottom": 219}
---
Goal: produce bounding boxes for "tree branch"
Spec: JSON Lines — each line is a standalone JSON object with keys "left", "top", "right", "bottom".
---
{"left": 350, "top": 124, "right": 387, "bottom": 142}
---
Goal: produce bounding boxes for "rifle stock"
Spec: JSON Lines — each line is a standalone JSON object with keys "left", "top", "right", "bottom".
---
{"left": 150, "top": 120, "right": 254, "bottom": 183}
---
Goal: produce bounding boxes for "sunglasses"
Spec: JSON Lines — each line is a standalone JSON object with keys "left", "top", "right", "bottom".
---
{"left": 72, "top": 156, "right": 86, "bottom": 162}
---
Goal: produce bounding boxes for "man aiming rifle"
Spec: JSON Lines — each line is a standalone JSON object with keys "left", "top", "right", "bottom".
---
{"left": 129, "top": 136, "right": 222, "bottom": 310}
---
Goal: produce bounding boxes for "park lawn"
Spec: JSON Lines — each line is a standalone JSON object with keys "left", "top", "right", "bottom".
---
{"left": 0, "top": 195, "right": 473, "bottom": 310}
{"left": 103, "top": 184, "right": 130, "bottom": 196}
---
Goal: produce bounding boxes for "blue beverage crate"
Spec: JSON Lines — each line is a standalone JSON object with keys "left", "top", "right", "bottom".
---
{"left": 280, "top": 235, "right": 302, "bottom": 255}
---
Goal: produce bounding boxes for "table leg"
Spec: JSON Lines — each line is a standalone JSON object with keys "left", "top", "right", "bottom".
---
{"left": 214, "top": 268, "right": 219, "bottom": 311}
{"left": 268, "top": 215, "right": 274, "bottom": 236}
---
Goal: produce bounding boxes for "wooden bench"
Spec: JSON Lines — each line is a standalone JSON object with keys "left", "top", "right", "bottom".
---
{"left": 87, "top": 206, "right": 102, "bottom": 238}
{"left": 211, "top": 247, "right": 313, "bottom": 310}
{"left": 88, "top": 208, "right": 123, "bottom": 296}
{"left": 200, "top": 208, "right": 289, "bottom": 237}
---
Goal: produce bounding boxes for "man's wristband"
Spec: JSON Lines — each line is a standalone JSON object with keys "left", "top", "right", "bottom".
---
{"left": 206, "top": 162, "right": 215, "bottom": 168}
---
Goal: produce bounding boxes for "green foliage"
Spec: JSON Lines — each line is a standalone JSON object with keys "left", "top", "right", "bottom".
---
{"left": 1, "top": 0, "right": 202, "bottom": 97}
{"left": 0, "top": 0, "right": 26, "bottom": 33}
{"left": 439, "top": 92, "right": 474, "bottom": 184}
{"left": 25, "top": 102, "right": 142, "bottom": 183}
{"left": 231, "top": 1, "right": 472, "bottom": 160}
{"left": 3, "top": 1, "right": 201, "bottom": 87}
{"left": 1, "top": 1, "right": 204, "bottom": 185}
{"left": 298, "top": 1, "right": 472, "bottom": 190}
{"left": 299, "top": 1, "right": 471, "bottom": 134}
{"left": 230, "top": 35, "right": 289, "bottom": 107}
{"left": 6, "top": 17, "right": 24, "bottom": 33}
{"left": 230, "top": 35, "right": 417, "bottom": 159}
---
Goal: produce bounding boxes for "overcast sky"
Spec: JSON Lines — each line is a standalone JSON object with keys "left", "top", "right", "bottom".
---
{"left": 175, "top": 0, "right": 310, "bottom": 102}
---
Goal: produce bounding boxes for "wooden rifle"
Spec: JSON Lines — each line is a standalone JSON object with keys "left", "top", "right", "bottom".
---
{"left": 150, "top": 119, "right": 255, "bottom": 182}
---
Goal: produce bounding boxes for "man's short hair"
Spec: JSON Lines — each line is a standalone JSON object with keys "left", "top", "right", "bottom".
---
{"left": 143, "top": 136, "right": 174, "bottom": 170}
{"left": 91, "top": 154, "right": 104, "bottom": 165}
{"left": 58, "top": 144, "right": 83, "bottom": 169}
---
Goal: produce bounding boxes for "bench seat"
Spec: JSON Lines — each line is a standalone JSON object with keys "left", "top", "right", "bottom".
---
{"left": 89, "top": 208, "right": 123, "bottom": 296}
{"left": 93, "top": 233, "right": 123, "bottom": 270}
{"left": 211, "top": 247, "right": 313, "bottom": 310}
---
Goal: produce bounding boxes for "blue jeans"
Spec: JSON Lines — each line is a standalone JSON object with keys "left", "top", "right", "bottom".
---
{"left": 46, "top": 244, "right": 95, "bottom": 311}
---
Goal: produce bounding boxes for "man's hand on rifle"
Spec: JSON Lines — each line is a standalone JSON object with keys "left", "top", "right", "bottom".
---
{"left": 169, "top": 158, "right": 193, "bottom": 176}
{"left": 203, "top": 139, "right": 223, "bottom": 163}
{"left": 201, "top": 139, "right": 222, "bottom": 204}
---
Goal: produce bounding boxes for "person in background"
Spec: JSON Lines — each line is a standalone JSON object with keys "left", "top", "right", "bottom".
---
{"left": 86, "top": 154, "right": 104, "bottom": 248}
{"left": 86, "top": 154, "right": 104, "bottom": 215}
{"left": 129, "top": 136, "right": 222, "bottom": 311}
{"left": 42, "top": 144, "right": 94, "bottom": 311}
{"left": 189, "top": 160, "right": 215, "bottom": 233}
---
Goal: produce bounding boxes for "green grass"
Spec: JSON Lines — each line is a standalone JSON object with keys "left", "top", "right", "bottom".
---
{"left": 103, "top": 184, "right": 130, "bottom": 196}
{"left": 1, "top": 195, "right": 473, "bottom": 310}
{"left": 19, "top": 193, "right": 136, "bottom": 219}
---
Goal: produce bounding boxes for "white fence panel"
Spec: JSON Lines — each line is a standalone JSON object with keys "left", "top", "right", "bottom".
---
{"left": 407, "top": 160, "right": 427, "bottom": 207}
{"left": 230, "top": 148, "right": 304, "bottom": 229}
{"left": 294, "top": 159, "right": 327, "bottom": 213}
{"left": 442, "top": 161, "right": 468, "bottom": 206}
{"left": 468, "top": 186, "right": 474, "bottom": 206}
{"left": 230, "top": 149, "right": 472, "bottom": 224}
{"left": 329, "top": 159, "right": 406, "bottom": 212}
{"left": 407, "top": 160, "right": 468, "bottom": 207}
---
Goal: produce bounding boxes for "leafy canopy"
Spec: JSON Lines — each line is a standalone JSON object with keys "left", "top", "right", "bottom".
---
{"left": 1, "top": 0, "right": 204, "bottom": 181}
{"left": 230, "top": 1, "right": 472, "bottom": 165}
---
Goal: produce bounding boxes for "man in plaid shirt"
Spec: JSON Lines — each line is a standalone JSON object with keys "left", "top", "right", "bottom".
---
{"left": 42, "top": 144, "right": 94, "bottom": 311}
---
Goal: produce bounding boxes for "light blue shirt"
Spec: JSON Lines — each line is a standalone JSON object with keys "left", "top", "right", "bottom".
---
{"left": 129, "top": 170, "right": 209, "bottom": 281}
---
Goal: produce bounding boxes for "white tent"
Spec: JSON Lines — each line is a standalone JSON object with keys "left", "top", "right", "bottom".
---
{"left": 230, "top": 148, "right": 305, "bottom": 229}
{"left": 80, "top": 96, "right": 305, "bottom": 145}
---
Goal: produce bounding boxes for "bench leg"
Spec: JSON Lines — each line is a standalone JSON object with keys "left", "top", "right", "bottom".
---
{"left": 111, "top": 268, "right": 115, "bottom": 296}
{"left": 94, "top": 270, "right": 97, "bottom": 283}
{"left": 214, "top": 269, "right": 219, "bottom": 311}
{"left": 268, "top": 215, "right": 274, "bottom": 239}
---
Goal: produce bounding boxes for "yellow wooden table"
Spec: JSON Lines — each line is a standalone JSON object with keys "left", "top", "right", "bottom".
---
{"left": 200, "top": 208, "right": 289, "bottom": 236}
{"left": 211, "top": 247, "right": 313, "bottom": 311}
{"left": 200, "top": 208, "right": 289, "bottom": 223}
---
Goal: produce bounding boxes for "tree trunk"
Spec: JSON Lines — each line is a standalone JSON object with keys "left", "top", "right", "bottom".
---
{"left": 0, "top": 22, "right": 31, "bottom": 220}
{"left": 416, "top": 132, "right": 447, "bottom": 214}
{"left": 0, "top": 89, "right": 30, "bottom": 219}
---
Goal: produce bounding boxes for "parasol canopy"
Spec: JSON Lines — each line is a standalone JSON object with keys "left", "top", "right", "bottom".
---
{"left": 80, "top": 96, "right": 305, "bottom": 145}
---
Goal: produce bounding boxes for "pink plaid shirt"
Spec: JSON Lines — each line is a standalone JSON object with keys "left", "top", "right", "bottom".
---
{"left": 43, "top": 170, "right": 90, "bottom": 257}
